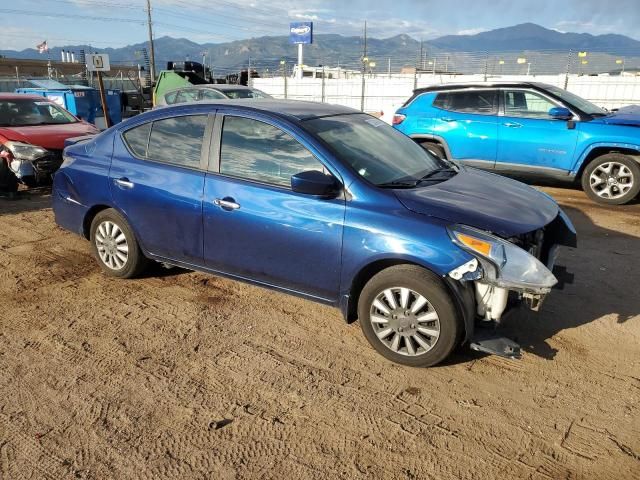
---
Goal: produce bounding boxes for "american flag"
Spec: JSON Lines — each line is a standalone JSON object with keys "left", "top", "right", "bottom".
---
{"left": 36, "top": 40, "right": 48, "bottom": 54}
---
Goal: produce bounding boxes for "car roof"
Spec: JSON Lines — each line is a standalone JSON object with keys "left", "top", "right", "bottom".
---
{"left": 0, "top": 93, "right": 49, "bottom": 101}
{"left": 157, "top": 99, "right": 360, "bottom": 121}
{"left": 413, "top": 81, "right": 553, "bottom": 94}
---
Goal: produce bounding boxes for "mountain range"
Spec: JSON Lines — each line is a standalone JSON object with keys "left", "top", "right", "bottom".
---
{"left": 1, "top": 23, "right": 639, "bottom": 74}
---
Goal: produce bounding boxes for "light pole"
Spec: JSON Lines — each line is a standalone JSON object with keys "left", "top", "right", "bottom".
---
{"left": 280, "top": 59, "right": 287, "bottom": 99}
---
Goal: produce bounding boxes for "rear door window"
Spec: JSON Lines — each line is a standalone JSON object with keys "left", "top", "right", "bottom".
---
{"left": 219, "top": 116, "right": 324, "bottom": 187}
{"left": 123, "top": 115, "right": 208, "bottom": 168}
{"left": 146, "top": 115, "right": 208, "bottom": 168}
{"left": 434, "top": 90, "right": 498, "bottom": 115}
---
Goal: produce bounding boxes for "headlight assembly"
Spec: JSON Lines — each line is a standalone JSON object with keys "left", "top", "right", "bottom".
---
{"left": 3, "top": 141, "right": 48, "bottom": 161}
{"left": 447, "top": 224, "right": 557, "bottom": 293}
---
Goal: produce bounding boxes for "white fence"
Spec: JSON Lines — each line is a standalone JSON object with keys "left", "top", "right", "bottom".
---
{"left": 253, "top": 74, "right": 640, "bottom": 122}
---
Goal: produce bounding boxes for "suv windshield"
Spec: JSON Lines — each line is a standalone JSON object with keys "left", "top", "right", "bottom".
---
{"left": 544, "top": 85, "right": 607, "bottom": 116}
{"left": 305, "top": 114, "right": 451, "bottom": 187}
{"left": 0, "top": 98, "right": 77, "bottom": 127}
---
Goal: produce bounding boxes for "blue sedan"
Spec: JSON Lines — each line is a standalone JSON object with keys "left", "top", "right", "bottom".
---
{"left": 53, "top": 99, "right": 576, "bottom": 366}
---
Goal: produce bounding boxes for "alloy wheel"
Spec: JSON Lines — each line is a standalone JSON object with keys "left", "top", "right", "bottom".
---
{"left": 589, "top": 161, "right": 634, "bottom": 200}
{"left": 369, "top": 287, "right": 441, "bottom": 357}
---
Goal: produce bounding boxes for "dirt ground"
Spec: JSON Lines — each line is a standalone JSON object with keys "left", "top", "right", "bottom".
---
{"left": 0, "top": 185, "right": 638, "bottom": 480}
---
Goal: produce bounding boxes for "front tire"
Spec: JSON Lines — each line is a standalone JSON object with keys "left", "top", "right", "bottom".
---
{"left": 358, "top": 265, "right": 461, "bottom": 367}
{"left": 90, "top": 209, "right": 148, "bottom": 278}
{"left": 0, "top": 159, "right": 18, "bottom": 195}
{"left": 581, "top": 153, "right": 640, "bottom": 205}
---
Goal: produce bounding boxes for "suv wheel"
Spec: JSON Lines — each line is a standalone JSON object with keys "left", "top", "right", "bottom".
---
{"left": 358, "top": 265, "right": 461, "bottom": 367}
{"left": 581, "top": 153, "right": 640, "bottom": 205}
{"left": 90, "top": 209, "right": 149, "bottom": 278}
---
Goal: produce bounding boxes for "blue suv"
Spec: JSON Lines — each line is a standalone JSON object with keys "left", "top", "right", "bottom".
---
{"left": 53, "top": 100, "right": 576, "bottom": 367}
{"left": 393, "top": 82, "right": 640, "bottom": 205}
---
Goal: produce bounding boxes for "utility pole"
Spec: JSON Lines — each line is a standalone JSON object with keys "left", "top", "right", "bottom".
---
{"left": 360, "top": 20, "right": 367, "bottom": 112}
{"left": 146, "top": 0, "right": 156, "bottom": 83}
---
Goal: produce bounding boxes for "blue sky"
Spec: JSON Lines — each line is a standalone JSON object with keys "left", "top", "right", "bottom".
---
{"left": 2, "top": 0, "right": 639, "bottom": 50}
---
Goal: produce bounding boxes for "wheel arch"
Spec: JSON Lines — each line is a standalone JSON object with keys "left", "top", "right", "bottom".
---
{"left": 574, "top": 144, "right": 640, "bottom": 179}
{"left": 341, "top": 258, "right": 476, "bottom": 343}
{"left": 82, "top": 204, "right": 111, "bottom": 239}
{"left": 83, "top": 205, "right": 147, "bottom": 256}
{"left": 409, "top": 134, "right": 452, "bottom": 160}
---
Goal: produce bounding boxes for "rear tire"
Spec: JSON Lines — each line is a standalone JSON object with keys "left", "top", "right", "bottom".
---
{"left": 581, "top": 153, "right": 640, "bottom": 205}
{"left": 420, "top": 142, "right": 446, "bottom": 160}
{"left": 90, "top": 208, "right": 149, "bottom": 278}
{"left": 358, "top": 265, "right": 461, "bottom": 367}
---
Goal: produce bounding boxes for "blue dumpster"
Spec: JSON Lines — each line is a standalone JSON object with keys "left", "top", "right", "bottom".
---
{"left": 16, "top": 79, "right": 121, "bottom": 127}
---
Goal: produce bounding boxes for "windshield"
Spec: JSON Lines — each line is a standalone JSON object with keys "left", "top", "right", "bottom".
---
{"left": 221, "top": 88, "right": 271, "bottom": 99}
{"left": 304, "top": 114, "right": 448, "bottom": 186}
{"left": 0, "top": 98, "right": 77, "bottom": 127}
{"left": 545, "top": 85, "right": 607, "bottom": 116}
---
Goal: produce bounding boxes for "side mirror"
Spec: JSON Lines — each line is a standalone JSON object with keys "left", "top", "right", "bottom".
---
{"left": 549, "top": 107, "right": 572, "bottom": 120}
{"left": 291, "top": 170, "right": 340, "bottom": 197}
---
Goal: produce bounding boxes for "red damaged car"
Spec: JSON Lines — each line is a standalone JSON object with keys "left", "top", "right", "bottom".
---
{"left": 0, "top": 93, "right": 99, "bottom": 194}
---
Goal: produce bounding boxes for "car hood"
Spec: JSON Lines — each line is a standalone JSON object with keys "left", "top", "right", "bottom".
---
{"left": 394, "top": 167, "right": 559, "bottom": 237}
{"left": 0, "top": 123, "right": 99, "bottom": 150}
{"left": 592, "top": 105, "right": 640, "bottom": 127}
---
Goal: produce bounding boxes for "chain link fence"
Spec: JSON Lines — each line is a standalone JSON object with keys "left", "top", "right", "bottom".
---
{"left": 253, "top": 73, "right": 640, "bottom": 116}
{"left": 1, "top": 46, "right": 639, "bottom": 119}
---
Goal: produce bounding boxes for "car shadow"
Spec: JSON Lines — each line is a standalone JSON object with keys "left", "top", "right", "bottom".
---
{"left": 0, "top": 186, "right": 53, "bottom": 215}
{"left": 499, "top": 204, "right": 639, "bottom": 360}
{"left": 437, "top": 201, "right": 640, "bottom": 366}
{"left": 140, "top": 262, "right": 191, "bottom": 279}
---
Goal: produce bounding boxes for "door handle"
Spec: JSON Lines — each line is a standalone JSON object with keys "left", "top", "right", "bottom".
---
{"left": 114, "top": 178, "right": 134, "bottom": 189}
{"left": 213, "top": 197, "right": 240, "bottom": 211}
{"left": 503, "top": 122, "right": 523, "bottom": 128}
{"left": 441, "top": 117, "right": 456, "bottom": 122}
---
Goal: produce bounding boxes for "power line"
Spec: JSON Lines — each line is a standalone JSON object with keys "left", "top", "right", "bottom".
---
{"left": 0, "top": 8, "right": 145, "bottom": 24}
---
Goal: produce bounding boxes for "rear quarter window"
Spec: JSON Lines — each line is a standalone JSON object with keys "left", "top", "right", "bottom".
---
{"left": 123, "top": 122, "right": 151, "bottom": 157}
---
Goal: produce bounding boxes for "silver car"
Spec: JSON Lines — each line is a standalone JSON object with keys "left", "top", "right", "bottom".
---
{"left": 157, "top": 84, "right": 272, "bottom": 106}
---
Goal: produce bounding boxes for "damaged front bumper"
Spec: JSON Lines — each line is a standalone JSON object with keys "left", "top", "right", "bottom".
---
{"left": 10, "top": 152, "right": 63, "bottom": 184}
{"left": 447, "top": 210, "right": 577, "bottom": 357}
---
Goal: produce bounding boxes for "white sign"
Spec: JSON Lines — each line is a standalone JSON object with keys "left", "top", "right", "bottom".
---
{"left": 86, "top": 53, "right": 111, "bottom": 72}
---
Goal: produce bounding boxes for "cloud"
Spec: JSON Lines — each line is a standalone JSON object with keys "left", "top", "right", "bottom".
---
{"left": 1, "top": 27, "right": 52, "bottom": 50}
{"left": 456, "top": 28, "right": 488, "bottom": 36}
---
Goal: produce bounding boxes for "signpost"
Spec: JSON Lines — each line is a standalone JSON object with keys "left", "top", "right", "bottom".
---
{"left": 289, "top": 22, "right": 313, "bottom": 79}
{"left": 86, "top": 53, "right": 112, "bottom": 128}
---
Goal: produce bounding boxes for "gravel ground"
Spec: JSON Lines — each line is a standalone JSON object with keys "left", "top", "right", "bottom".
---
{"left": 0, "top": 185, "right": 638, "bottom": 480}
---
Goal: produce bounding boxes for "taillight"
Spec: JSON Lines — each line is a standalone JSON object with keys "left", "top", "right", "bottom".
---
{"left": 392, "top": 114, "right": 406, "bottom": 125}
